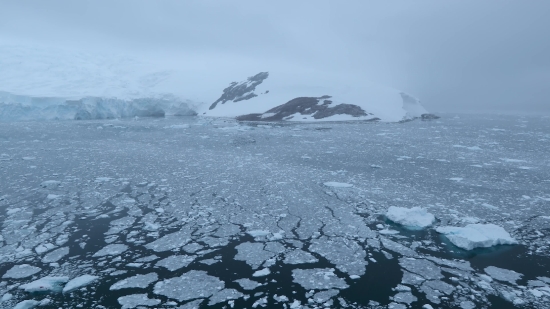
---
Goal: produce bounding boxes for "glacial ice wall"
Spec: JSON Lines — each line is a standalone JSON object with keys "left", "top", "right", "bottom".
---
{"left": 0, "top": 92, "right": 197, "bottom": 121}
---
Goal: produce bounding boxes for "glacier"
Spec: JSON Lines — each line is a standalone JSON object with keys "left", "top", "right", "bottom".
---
{"left": 0, "top": 44, "right": 433, "bottom": 123}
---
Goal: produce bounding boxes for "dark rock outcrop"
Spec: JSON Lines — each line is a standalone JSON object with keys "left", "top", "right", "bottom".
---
{"left": 209, "top": 72, "right": 269, "bottom": 110}
{"left": 421, "top": 113, "right": 440, "bottom": 120}
{"left": 236, "top": 96, "right": 372, "bottom": 121}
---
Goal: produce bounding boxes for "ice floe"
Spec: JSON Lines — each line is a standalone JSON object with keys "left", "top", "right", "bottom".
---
{"left": 153, "top": 270, "right": 224, "bottom": 301}
{"left": 62, "top": 275, "right": 99, "bottom": 293}
{"left": 19, "top": 276, "right": 69, "bottom": 293}
{"left": 118, "top": 294, "right": 161, "bottom": 309}
{"left": 110, "top": 273, "right": 158, "bottom": 290}
{"left": 92, "top": 244, "right": 128, "bottom": 257}
{"left": 3, "top": 264, "right": 41, "bottom": 279}
{"left": 436, "top": 223, "right": 517, "bottom": 250}
{"left": 386, "top": 206, "right": 436, "bottom": 229}
{"left": 292, "top": 268, "right": 348, "bottom": 290}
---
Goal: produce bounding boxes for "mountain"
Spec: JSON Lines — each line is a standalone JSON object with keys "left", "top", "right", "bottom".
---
{"left": 200, "top": 72, "right": 429, "bottom": 122}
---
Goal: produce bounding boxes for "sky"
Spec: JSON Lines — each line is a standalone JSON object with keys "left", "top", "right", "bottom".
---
{"left": 1, "top": 0, "right": 549, "bottom": 113}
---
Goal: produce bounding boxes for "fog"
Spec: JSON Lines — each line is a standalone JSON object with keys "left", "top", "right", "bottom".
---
{"left": 1, "top": 0, "right": 549, "bottom": 113}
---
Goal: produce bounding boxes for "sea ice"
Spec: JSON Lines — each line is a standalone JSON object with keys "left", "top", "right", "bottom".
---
{"left": 235, "top": 278, "right": 261, "bottom": 290}
{"left": 283, "top": 249, "right": 318, "bottom": 264}
{"left": 208, "top": 289, "right": 244, "bottom": 305}
{"left": 252, "top": 268, "right": 271, "bottom": 277}
{"left": 292, "top": 268, "right": 348, "bottom": 290}
{"left": 110, "top": 273, "right": 158, "bottom": 290}
{"left": 13, "top": 300, "right": 40, "bottom": 309}
{"left": 19, "top": 276, "right": 69, "bottom": 293}
{"left": 323, "top": 182, "right": 353, "bottom": 188}
{"left": 41, "top": 246, "right": 69, "bottom": 263}
{"left": 117, "top": 294, "right": 161, "bottom": 309}
{"left": 3, "top": 264, "right": 41, "bottom": 279}
{"left": 484, "top": 266, "right": 523, "bottom": 284}
{"left": 386, "top": 206, "right": 435, "bottom": 229}
{"left": 92, "top": 244, "right": 128, "bottom": 257}
{"left": 62, "top": 275, "right": 99, "bottom": 293}
{"left": 153, "top": 270, "right": 224, "bottom": 301}
{"left": 436, "top": 224, "right": 517, "bottom": 250}
{"left": 155, "top": 255, "right": 195, "bottom": 271}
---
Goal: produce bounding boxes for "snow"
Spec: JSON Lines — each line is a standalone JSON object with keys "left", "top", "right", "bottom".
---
{"left": 62, "top": 275, "right": 99, "bottom": 293}
{"left": 323, "top": 182, "right": 353, "bottom": 188}
{"left": 3, "top": 264, "right": 42, "bottom": 279}
{"left": 386, "top": 206, "right": 436, "bottom": 229}
{"left": 436, "top": 224, "right": 518, "bottom": 250}
{"left": 19, "top": 276, "right": 69, "bottom": 293}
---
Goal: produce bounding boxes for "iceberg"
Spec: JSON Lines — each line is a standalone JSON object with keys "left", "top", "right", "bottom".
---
{"left": 386, "top": 206, "right": 436, "bottom": 229}
{"left": 436, "top": 224, "right": 517, "bottom": 250}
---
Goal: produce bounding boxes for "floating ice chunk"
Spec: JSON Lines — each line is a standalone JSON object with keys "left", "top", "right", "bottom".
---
{"left": 292, "top": 268, "right": 348, "bottom": 290}
{"left": 208, "top": 289, "right": 244, "bottom": 306}
{"left": 35, "top": 243, "right": 55, "bottom": 254}
{"left": 62, "top": 275, "right": 99, "bottom": 293}
{"left": 1, "top": 293, "right": 13, "bottom": 301}
{"left": 235, "top": 278, "right": 261, "bottom": 290}
{"left": 155, "top": 255, "right": 195, "bottom": 271}
{"left": 40, "top": 180, "right": 61, "bottom": 189}
{"left": 323, "top": 182, "right": 353, "bottom": 188}
{"left": 449, "top": 178, "right": 463, "bottom": 182}
{"left": 386, "top": 206, "right": 435, "bottom": 229}
{"left": 252, "top": 268, "right": 271, "bottom": 277}
{"left": 145, "top": 230, "right": 191, "bottom": 252}
{"left": 153, "top": 270, "right": 224, "bottom": 301}
{"left": 436, "top": 224, "right": 517, "bottom": 250}
{"left": 92, "top": 244, "right": 128, "bottom": 257}
{"left": 246, "top": 230, "right": 271, "bottom": 237}
{"left": 164, "top": 124, "right": 190, "bottom": 129}
{"left": 110, "top": 273, "right": 158, "bottom": 290}
{"left": 283, "top": 249, "right": 318, "bottom": 265}
{"left": 3, "top": 264, "right": 41, "bottom": 279}
{"left": 46, "top": 194, "right": 61, "bottom": 200}
{"left": 484, "top": 266, "right": 523, "bottom": 284}
{"left": 19, "top": 276, "right": 69, "bottom": 293}
{"left": 234, "top": 242, "right": 276, "bottom": 269}
{"left": 13, "top": 300, "right": 40, "bottom": 309}
{"left": 117, "top": 294, "right": 161, "bottom": 309}
{"left": 42, "top": 247, "right": 70, "bottom": 263}
{"left": 379, "top": 229, "right": 400, "bottom": 235}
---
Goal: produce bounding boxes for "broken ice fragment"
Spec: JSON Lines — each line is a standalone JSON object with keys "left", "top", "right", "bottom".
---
{"left": 153, "top": 270, "right": 224, "bottom": 301}
{"left": 19, "top": 276, "right": 69, "bottom": 293}
{"left": 484, "top": 266, "right": 523, "bottom": 284}
{"left": 323, "top": 182, "right": 353, "bottom": 188}
{"left": 386, "top": 206, "right": 435, "bottom": 229}
{"left": 117, "top": 294, "right": 161, "bottom": 309}
{"left": 436, "top": 224, "right": 517, "bottom": 250}
{"left": 62, "top": 275, "right": 99, "bottom": 293}
{"left": 92, "top": 244, "right": 128, "bottom": 257}
{"left": 3, "top": 264, "right": 41, "bottom": 279}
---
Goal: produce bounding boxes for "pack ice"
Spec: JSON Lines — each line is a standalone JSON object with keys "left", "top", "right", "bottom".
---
{"left": 436, "top": 223, "right": 517, "bottom": 250}
{"left": 386, "top": 206, "right": 436, "bottom": 229}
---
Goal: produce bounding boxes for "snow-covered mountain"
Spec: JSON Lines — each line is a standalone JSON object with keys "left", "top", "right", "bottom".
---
{"left": 0, "top": 44, "right": 430, "bottom": 122}
{"left": 200, "top": 72, "right": 428, "bottom": 122}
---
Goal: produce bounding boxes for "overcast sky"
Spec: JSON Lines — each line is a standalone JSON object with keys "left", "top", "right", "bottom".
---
{"left": 1, "top": 0, "right": 549, "bottom": 113}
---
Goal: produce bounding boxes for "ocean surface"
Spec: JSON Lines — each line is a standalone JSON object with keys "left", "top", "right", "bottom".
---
{"left": 0, "top": 114, "right": 549, "bottom": 309}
